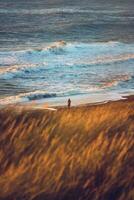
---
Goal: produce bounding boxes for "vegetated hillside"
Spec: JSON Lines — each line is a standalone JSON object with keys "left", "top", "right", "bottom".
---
{"left": 0, "top": 99, "right": 134, "bottom": 200}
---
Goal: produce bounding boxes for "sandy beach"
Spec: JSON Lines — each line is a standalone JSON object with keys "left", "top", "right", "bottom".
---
{"left": 0, "top": 95, "right": 134, "bottom": 200}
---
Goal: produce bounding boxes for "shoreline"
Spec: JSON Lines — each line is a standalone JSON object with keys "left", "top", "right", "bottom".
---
{"left": 0, "top": 95, "right": 134, "bottom": 116}
{"left": 1, "top": 94, "right": 133, "bottom": 112}
{"left": 55, "top": 94, "right": 134, "bottom": 113}
{"left": 1, "top": 90, "right": 134, "bottom": 109}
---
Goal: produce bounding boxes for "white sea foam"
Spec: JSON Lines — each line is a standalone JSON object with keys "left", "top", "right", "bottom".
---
{"left": 0, "top": 74, "right": 132, "bottom": 106}
{"left": 0, "top": 41, "right": 134, "bottom": 106}
{"left": 0, "top": 91, "right": 57, "bottom": 105}
{"left": 98, "top": 74, "right": 132, "bottom": 89}
{"left": 0, "top": 64, "right": 38, "bottom": 74}
{"left": 0, "top": 8, "right": 132, "bottom": 15}
{"left": 77, "top": 53, "right": 134, "bottom": 66}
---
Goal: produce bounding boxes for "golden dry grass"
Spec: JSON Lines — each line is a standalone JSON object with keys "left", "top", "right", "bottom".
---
{"left": 0, "top": 97, "right": 134, "bottom": 200}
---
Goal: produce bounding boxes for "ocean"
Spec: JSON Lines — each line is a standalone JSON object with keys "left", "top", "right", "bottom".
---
{"left": 0, "top": 0, "right": 134, "bottom": 106}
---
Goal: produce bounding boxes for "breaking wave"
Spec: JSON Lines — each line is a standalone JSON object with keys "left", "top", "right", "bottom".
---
{"left": 0, "top": 64, "right": 39, "bottom": 75}
{"left": 0, "top": 8, "right": 133, "bottom": 15}
{"left": 0, "top": 41, "right": 134, "bottom": 106}
{"left": 78, "top": 54, "right": 134, "bottom": 66}
{"left": 0, "top": 41, "right": 134, "bottom": 80}
{"left": 27, "top": 92, "right": 56, "bottom": 101}
{"left": 0, "top": 74, "right": 132, "bottom": 106}
{"left": 0, "top": 91, "right": 57, "bottom": 105}
{"left": 98, "top": 75, "right": 132, "bottom": 89}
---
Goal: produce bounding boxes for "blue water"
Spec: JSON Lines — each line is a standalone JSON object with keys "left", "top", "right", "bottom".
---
{"left": 0, "top": 0, "right": 134, "bottom": 105}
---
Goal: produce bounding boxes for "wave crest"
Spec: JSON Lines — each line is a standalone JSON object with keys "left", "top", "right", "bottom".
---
{"left": 0, "top": 64, "right": 38, "bottom": 75}
{"left": 0, "top": 91, "right": 57, "bottom": 105}
{"left": 34, "top": 40, "right": 67, "bottom": 53}
{"left": 27, "top": 92, "right": 56, "bottom": 101}
{"left": 78, "top": 53, "right": 134, "bottom": 66}
{"left": 99, "top": 74, "right": 132, "bottom": 89}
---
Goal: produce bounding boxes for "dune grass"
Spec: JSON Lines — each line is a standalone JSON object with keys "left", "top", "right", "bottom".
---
{"left": 0, "top": 98, "right": 134, "bottom": 200}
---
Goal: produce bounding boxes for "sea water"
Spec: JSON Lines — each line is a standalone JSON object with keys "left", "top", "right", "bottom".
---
{"left": 0, "top": 0, "right": 134, "bottom": 106}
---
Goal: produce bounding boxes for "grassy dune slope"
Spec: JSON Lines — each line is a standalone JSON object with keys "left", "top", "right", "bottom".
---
{"left": 0, "top": 98, "right": 134, "bottom": 200}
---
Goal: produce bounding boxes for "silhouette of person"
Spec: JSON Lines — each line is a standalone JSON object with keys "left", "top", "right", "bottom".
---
{"left": 68, "top": 98, "right": 71, "bottom": 108}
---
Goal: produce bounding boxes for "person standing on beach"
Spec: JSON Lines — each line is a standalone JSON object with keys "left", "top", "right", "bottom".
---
{"left": 68, "top": 98, "right": 71, "bottom": 108}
